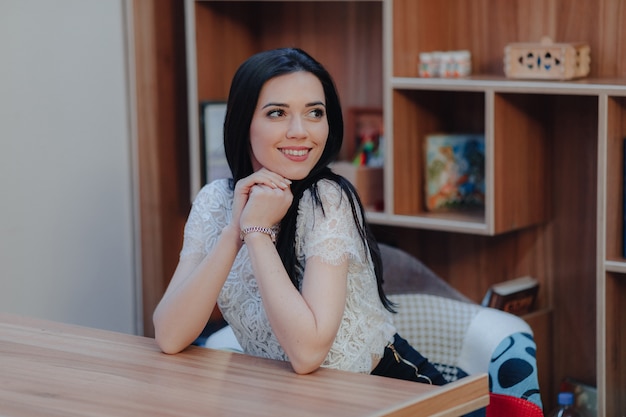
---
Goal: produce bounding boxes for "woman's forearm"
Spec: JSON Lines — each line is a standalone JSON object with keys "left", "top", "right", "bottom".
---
{"left": 153, "top": 226, "right": 242, "bottom": 354}
{"left": 244, "top": 232, "right": 347, "bottom": 374}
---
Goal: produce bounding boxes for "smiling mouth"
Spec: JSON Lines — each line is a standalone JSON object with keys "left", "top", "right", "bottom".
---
{"left": 280, "top": 148, "right": 309, "bottom": 157}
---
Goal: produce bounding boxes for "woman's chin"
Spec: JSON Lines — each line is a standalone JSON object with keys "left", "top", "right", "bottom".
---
{"left": 278, "top": 168, "right": 311, "bottom": 182}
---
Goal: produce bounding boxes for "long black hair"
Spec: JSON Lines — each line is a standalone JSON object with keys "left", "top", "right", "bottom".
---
{"left": 223, "top": 48, "right": 394, "bottom": 312}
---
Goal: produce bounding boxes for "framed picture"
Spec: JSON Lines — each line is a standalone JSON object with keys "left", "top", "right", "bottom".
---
{"left": 200, "top": 101, "right": 230, "bottom": 184}
{"left": 344, "top": 107, "right": 384, "bottom": 166}
{"left": 424, "top": 133, "right": 485, "bottom": 211}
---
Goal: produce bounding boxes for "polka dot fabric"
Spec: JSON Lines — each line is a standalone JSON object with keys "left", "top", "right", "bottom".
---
{"left": 489, "top": 333, "right": 542, "bottom": 408}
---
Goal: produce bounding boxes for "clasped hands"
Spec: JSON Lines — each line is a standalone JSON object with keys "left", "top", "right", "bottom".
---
{"left": 233, "top": 168, "right": 293, "bottom": 239}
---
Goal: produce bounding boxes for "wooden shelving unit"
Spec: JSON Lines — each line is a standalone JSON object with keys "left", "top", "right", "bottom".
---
{"left": 383, "top": 1, "right": 626, "bottom": 414}
{"left": 599, "top": 94, "right": 626, "bottom": 415}
{"left": 183, "top": 0, "right": 626, "bottom": 414}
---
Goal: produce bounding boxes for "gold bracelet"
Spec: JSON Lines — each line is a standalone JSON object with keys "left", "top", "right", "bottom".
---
{"left": 240, "top": 226, "right": 277, "bottom": 244}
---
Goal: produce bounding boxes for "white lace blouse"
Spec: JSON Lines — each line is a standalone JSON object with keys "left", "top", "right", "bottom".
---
{"left": 180, "top": 178, "right": 397, "bottom": 373}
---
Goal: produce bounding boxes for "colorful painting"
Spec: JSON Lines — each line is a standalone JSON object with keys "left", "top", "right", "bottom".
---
{"left": 424, "top": 134, "right": 485, "bottom": 211}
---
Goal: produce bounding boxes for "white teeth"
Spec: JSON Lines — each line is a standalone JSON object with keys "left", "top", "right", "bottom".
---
{"left": 281, "top": 149, "right": 308, "bottom": 156}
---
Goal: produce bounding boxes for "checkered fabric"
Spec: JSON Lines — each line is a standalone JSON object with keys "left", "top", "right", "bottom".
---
{"left": 388, "top": 293, "right": 481, "bottom": 382}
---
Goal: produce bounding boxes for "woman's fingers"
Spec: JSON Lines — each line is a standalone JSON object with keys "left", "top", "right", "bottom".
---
{"left": 232, "top": 169, "right": 292, "bottom": 229}
{"left": 251, "top": 169, "right": 291, "bottom": 189}
{"left": 242, "top": 183, "right": 293, "bottom": 227}
{"left": 253, "top": 168, "right": 291, "bottom": 188}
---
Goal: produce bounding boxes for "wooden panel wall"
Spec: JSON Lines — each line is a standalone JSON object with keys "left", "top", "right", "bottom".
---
{"left": 393, "top": 0, "right": 626, "bottom": 78}
{"left": 132, "top": 0, "right": 190, "bottom": 337}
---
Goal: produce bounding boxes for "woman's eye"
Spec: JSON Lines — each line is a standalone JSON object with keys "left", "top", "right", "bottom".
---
{"left": 267, "top": 109, "right": 285, "bottom": 118}
{"left": 309, "top": 108, "right": 325, "bottom": 118}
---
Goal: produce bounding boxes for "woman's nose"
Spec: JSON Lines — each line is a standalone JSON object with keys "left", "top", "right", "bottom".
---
{"left": 286, "top": 116, "right": 307, "bottom": 139}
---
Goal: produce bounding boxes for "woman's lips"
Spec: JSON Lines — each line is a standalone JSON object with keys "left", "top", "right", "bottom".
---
{"left": 280, "top": 148, "right": 311, "bottom": 161}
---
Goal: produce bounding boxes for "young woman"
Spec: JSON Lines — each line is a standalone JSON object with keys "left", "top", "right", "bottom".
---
{"left": 153, "top": 48, "right": 446, "bottom": 385}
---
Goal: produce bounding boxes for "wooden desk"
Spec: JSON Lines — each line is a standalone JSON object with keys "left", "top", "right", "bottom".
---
{"left": 0, "top": 313, "right": 489, "bottom": 417}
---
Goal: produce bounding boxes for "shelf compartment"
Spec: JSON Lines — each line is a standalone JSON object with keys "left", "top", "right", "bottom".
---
{"left": 390, "top": 0, "right": 587, "bottom": 79}
{"left": 492, "top": 93, "right": 552, "bottom": 233}
{"left": 387, "top": 90, "right": 598, "bottom": 235}
{"left": 390, "top": 89, "right": 486, "bottom": 230}
{"left": 605, "top": 96, "right": 626, "bottom": 264}
{"left": 389, "top": 89, "right": 558, "bottom": 235}
{"left": 390, "top": 0, "right": 500, "bottom": 78}
{"left": 192, "top": 1, "right": 383, "bottom": 107}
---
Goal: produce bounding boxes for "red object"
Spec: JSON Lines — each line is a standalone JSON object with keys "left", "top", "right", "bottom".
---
{"left": 486, "top": 393, "right": 545, "bottom": 417}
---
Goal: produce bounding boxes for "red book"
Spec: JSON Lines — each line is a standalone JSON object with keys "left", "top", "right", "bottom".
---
{"left": 483, "top": 276, "right": 539, "bottom": 316}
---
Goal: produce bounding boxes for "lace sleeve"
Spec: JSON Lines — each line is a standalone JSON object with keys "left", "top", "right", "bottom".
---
{"left": 296, "top": 180, "right": 367, "bottom": 266}
{"left": 180, "top": 180, "right": 232, "bottom": 263}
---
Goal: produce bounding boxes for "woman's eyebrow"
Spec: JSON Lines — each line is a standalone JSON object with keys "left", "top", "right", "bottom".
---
{"left": 262, "top": 102, "right": 288, "bottom": 109}
{"left": 261, "top": 101, "right": 326, "bottom": 109}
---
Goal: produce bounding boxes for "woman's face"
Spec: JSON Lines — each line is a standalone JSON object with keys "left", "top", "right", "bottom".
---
{"left": 249, "top": 71, "right": 329, "bottom": 180}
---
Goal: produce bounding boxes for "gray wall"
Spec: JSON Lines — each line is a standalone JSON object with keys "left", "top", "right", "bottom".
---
{"left": 0, "top": 0, "right": 139, "bottom": 334}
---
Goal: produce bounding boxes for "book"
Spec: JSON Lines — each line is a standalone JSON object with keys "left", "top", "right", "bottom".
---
{"left": 424, "top": 133, "right": 485, "bottom": 211}
{"left": 481, "top": 276, "right": 539, "bottom": 316}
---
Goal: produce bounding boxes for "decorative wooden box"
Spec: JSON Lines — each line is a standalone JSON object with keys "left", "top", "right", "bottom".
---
{"left": 504, "top": 37, "right": 590, "bottom": 80}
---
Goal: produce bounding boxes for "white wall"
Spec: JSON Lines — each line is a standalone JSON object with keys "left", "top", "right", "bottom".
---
{"left": 0, "top": 0, "right": 139, "bottom": 334}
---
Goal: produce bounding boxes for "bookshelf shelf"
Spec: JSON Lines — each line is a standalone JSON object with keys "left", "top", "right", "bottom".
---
{"left": 604, "top": 261, "right": 626, "bottom": 274}
{"left": 391, "top": 76, "right": 626, "bottom": 95}
{"left": 366, "top": 211, "right": 487, "bottom": 234}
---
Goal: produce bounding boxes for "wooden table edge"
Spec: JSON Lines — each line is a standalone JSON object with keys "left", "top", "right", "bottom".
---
{"left": 372, "top": 373, "right": 490, "bottom": 417}
{"left": 0, "top": 312, "right": 490, "bottom": 417}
